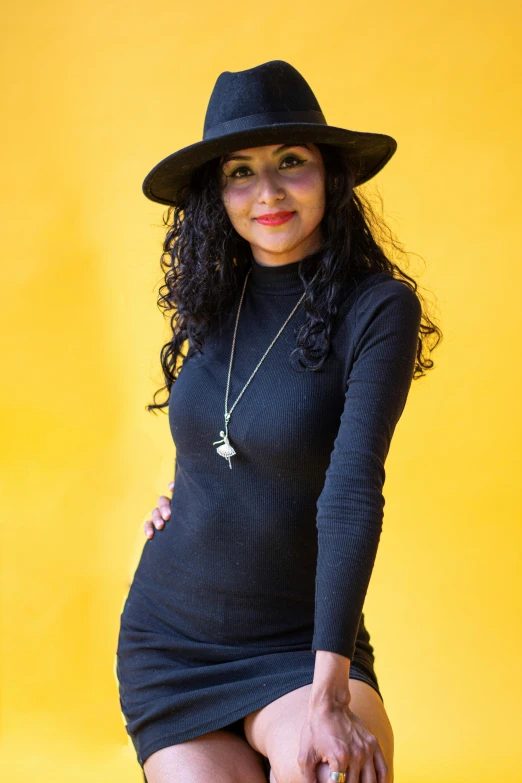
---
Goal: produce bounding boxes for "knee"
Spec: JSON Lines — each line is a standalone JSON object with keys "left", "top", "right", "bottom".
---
{"left": 271, "top": 758, "right": 392, "bottom": 783}
{"left": 270, "top": 759, "right": 330, "bottom": 783}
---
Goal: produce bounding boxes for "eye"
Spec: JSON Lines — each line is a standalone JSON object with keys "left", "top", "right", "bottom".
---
{"left": 228, "top": 165, "right": 251, "bottom": 179}
{"left": 280, "top": 155, "right": 304, "bottom": 169}
{"left": 227, "top": 155, "right": 305, "bottom": 179}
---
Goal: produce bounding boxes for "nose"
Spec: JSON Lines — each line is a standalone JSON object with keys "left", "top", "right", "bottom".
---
{"left": 256, "top": 169, "right": 285, "bottom": 204}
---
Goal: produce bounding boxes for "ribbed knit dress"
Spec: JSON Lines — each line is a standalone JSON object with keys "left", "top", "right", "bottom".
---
{"left": 116, "top": 252, "right": 422, "bottom": 773}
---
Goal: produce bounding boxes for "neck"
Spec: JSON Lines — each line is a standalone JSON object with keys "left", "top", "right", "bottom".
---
{"left": 248, "top": 248, "right": 324, "bottom": 294}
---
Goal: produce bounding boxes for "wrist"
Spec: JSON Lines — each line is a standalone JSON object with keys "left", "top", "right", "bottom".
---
{"left": 309, "top": 650, "right": 351, "bottom": 713}
{"left": 308, "top": 685, "right": 351, "bottom": 715}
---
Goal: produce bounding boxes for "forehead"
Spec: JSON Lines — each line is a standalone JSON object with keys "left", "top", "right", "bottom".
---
{"left": 221, "top": 143, "right": 314, "bottom": 163}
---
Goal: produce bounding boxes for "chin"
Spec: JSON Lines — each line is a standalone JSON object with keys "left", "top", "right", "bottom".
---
{"left": 258, "top": 242, "right": 298, "bottom": 255}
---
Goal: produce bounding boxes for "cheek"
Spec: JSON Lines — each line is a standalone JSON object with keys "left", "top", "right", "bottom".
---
{"left": 291, "top": 169, "right": 325, "bottom": 206}
{"left": 222, "top": 187, "right": 252, "bottom": 222}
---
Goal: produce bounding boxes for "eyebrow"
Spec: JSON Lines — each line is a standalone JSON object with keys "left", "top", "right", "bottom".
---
{"left": 221, "top": 144, "right": 311, "bottom": 164}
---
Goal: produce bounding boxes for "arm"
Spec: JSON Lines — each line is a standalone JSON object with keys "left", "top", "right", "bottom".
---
{"left": 310, "top": 275, "right": 422, "bottom": 705}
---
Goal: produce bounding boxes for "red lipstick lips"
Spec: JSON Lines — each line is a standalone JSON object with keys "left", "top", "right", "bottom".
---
{"left": 255, "top": 211, "right": 295, "bottom": 226}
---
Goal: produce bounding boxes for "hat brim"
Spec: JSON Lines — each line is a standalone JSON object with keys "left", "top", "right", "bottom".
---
{"left": 142, "top": 123, "right": 397, "bottom": 207}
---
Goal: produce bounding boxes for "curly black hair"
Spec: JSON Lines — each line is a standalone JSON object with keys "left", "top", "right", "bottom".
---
{"left": 145, "top": 142, "right": 442, "bottom": 414}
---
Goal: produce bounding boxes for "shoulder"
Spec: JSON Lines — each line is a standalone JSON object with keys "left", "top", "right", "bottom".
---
{"left": 336, "top": 271, "right": 421, "bottom": 332}
{"left": 354, "top": 272, "right": 422, "bottom": 327}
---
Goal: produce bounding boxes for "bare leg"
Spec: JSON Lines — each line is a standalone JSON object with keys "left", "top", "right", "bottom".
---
{"left": 143, "top": 727, "right": 269, "bottom": 783}
{"left": 244, "top": 679, "right": 394, "bottom": 783}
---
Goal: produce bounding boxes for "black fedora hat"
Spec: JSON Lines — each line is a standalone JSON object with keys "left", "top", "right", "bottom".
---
{"left": 142, "top": 59, "right": 397, "bottom": 207}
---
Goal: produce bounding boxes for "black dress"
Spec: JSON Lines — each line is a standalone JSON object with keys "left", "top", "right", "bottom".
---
{"left": 116, "top": 254, "right": 421, "bottom": 775}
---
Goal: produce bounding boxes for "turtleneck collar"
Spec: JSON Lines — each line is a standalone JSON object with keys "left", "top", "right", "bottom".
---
{"left": 248, "top": 248, "right": 323, "bottom": 295}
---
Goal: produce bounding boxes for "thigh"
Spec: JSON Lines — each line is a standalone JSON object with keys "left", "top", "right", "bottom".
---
{"left": 243, "top": 679, "right": 394, "bottom": 783}
{"left": 143, "top": 727, "right": 269, "bottom": 783}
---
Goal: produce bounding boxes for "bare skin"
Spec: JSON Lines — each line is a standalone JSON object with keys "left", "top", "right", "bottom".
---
{"left": 143, "top": 727, "right": 268, "bottom": 783}
{"left": 143, "top": 481, "right": 173, "bottom": 537}
{"left": 244, "top": 680, "right": 393, "bottom": 783}
{"left": 142, "top": 680, "right": 393, "bottom": 783}
{"left": 143, "top": 486, "right": 394, "bottom": 783}
{"left": 140, "top": 143, "right": 394, "bottom": 782}
{"left": 219, "top": 142, "right": 326, "bottom": 267}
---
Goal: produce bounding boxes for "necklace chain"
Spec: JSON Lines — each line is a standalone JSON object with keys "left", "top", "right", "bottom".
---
{"left": 212, "top": 266, "right": 311, "bottom": 468}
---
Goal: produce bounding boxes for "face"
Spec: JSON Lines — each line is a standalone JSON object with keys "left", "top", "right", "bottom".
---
{"left": 219, "top": 143, "right": 325, "bottom": 267}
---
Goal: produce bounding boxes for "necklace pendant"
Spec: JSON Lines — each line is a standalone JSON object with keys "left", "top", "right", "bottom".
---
{"left": 212, "top": 430, "right": 236, "bottom": 469}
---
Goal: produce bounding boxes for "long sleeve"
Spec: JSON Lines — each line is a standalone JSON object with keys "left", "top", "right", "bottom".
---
{"left": 311, "top": 276, "right": 422, "bottom": 660}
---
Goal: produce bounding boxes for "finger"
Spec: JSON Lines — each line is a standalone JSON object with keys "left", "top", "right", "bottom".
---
{"left": 316, "top": 760, "right": 334, "bottom": 783}
{"left": 326, "top": 763, "right": 352, "bottom": 783}
{"left": 360, "top": 756, "right": 378, "bottom": 783}
{"left": 144, "top": 520, "right": 155, "bottom": 539}
{"left": 168, "top": 481, "right": 175, "bottom": 491}
{"left": 297, "top": 750, "right": 319, "bottom": 783}
{"left": 323, "top": 746, "right": 352, "bottom": 783}
{"left": 345, "top": 753, "right": 363, "bottom": 783}
{"left": 151, "top": 508, "right": 165, "bottom": 529}
{"left": 372, "top": 745, "right": 389, "bottom": 783}
{"left": 157, "top": 495, "right": 172, "bottom": 520}
{"left": 300, "top": 760, "right": 319, "bottom": 783}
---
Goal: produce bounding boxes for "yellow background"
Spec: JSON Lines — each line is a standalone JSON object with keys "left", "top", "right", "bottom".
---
{"left": 2, "top": 1, "right": 521, "bottom": 780}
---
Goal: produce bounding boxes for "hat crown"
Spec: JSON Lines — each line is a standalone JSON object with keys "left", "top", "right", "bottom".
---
{"left": 203, "top": 60, "right": 326, "bottom": 140}
{"left": 142, "top": 59, "right": 398, "bottom": 206}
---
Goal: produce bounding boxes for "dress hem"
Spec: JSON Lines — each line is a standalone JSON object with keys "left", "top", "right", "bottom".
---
{"left": 136, "top": 672, "right": 315, "bottom": 767}
{"left": 135, "top": 667, "right": 382, "bottom": 769}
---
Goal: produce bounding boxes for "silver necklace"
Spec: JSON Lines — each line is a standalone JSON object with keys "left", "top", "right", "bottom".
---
{"left": 213, "top": 267, "right": 309, "bottom": 469}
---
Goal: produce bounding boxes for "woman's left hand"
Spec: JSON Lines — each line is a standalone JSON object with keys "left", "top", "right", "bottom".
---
{"left": 297, "top": 703, "right": 389, "bottom": 783}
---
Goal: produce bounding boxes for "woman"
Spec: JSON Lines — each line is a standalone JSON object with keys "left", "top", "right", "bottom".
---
{"left": 116, "top": 60, "right": 441, "bottom": 783}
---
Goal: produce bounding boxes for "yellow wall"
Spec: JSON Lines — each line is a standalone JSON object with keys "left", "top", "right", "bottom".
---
{"left": 2, "top": 1, "right": 521, "bottom": 780}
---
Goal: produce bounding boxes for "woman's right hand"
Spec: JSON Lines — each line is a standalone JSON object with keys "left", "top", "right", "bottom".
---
{"left": 144, "top": 481, "right": 174, "bottom": 539}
